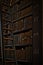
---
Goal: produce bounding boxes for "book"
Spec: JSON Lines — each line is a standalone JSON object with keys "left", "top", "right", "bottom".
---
{"left": 21, "top": 6, "right": 32, "bottom": 18}
{"left": 16, "top": 48, "right": 26, "bottom": 60}
{"left": 17, "top": 19, "right": 24, "bottom": 31}
{"left": 24, "top": 16, "right": 32, "bottom": 29}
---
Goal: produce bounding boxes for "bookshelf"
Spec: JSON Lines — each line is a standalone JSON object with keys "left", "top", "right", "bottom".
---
{"left": 1, "top": 0, "right": 42, "bottom": 65}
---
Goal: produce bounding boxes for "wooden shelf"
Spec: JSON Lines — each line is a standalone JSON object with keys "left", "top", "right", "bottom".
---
{"left": 17, "top": 60, "right": 29, "bottom": 62}
{"left": 15, "top": 44, "right": 32, "bottom": 47}
{"left": 5, "top": 58, "right": 14, "bottom": 60}
{"left": 4, "top": 45, "right": 13, "bottom": 48}
{"left": 5, "top": 60, "right": 16, "bottom": 63}
{"left": 5, "top": 60, "right": 32, "bottom": 64}
{"left": 12, "top": 2, "right": 32, "bottom": 13}
{"left": 13, "top": 28, "right": 32, "bottom": 35}
{"left": 2, "top": 18, "right": 11, "bottom": 23}
{"left": 3, "top": 28, "right": 32, "bottom": 36}
{"left": 2, "top": 22, "right": 10, "bottom": 26}
{"left": 3, "top": 33, "right": 11, "bottom": 36}
{"left": 3, "top": 28, "right": 13, "bottom": 31}
{"left": 12, "top": 13, "right": 32, "bottom": 23}
{"left": 18, "top": 3, "right": 32, "bottom": 12}
{"left": 10, "top": 0, "right": 32, "bottom": 9}
{"left": 4, "top": 48, "right": 14, "bottom": 50}
{"left": 17, "top": 60, "right": 32, "bottom": 64}
{"left": 3, "top": 37, "right": 13, "bottom": 40}
{"left": 10, "top": 0, "right": 20, "bottom": 7}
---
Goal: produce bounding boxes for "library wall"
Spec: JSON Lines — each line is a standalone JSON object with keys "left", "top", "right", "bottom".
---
{"left": 0, "top": 0, "right": 42, "bottom": 65}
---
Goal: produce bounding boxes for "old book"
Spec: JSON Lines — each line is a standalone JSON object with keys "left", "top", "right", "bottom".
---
{"left": 25, "top": 31, "right": 32, "bottom": 44}
{"left": 20, "top": 33, "right": 26, "bottom": 44}
{"left": 7, "top": 40, "right": 13, "bottom": 46}
{"left": 4, "top": 49, "right": 14, "bottom": 61}
{"left": 9, "top": 50, "right": 14, "bottom": 60}
{"left": 24, "top": 16, "right": 32, "bottom": 29}
{"left": 3, "top": 30, "right": 7, "bottom": 35}
{"left": 14, "top": 34, "right": 20, "bottom": 45}
{"left": 15, "top": 0, "right": 32, "bottom": 11}
{"left": 21, "top": 31, "right": 32, "bottom": 45}
{"left": 8, "top": 24, "right": 12, "bottom": 29}
{"left": 14, "top": 35, "right": 19, "bottom": 45}
{"left": 16, "top": 48, "right": 25, "bottom": 60}
{"left": 5, "top": 62, "right": 16, "bottom": 65}
{"left": 25, "top": 46, "right": 32, "bottom": 61}
{"left": 23, "top": 0, "right": 32, "bottom": 5}
{"left": 25, "top": 30, "right": 32, "bottom": 37}
{"left": 13, "top": 22, "right": 18, "bottom": 32}
{"left": 3, "top": 39, "right": 8, "bottom": 45}
{"left": 17, "top": 19, "right": 24, "bottom": 31}
{"left": 21, "top": 6, "right": 32, "bottom": 18}
{"left": 16, "top": 11, "right": 21, "bottom": 19}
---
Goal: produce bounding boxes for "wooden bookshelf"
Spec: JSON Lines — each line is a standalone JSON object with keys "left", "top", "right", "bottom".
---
{"left": 3, "top": 28, "right": 13, "bottom": 31}
{"left": 3, "top": 37, "right": 13, "bottom": 40}
{"left": 4, "top": 48, "right": 14, "bottom": 50}
{"left": 1, "top": 0, "right": 42, "bottom": 65}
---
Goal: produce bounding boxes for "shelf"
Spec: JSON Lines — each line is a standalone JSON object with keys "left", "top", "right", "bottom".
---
{"left": 12, "top": 13, "right": 32, "bottom": 23}
{"left": 18, "top": 3, "right": 32, "bottom": 12}
{"left": 3, "top": 13, "right": 32, "bottom": 25}
{"left": 2, "top": 22, "right": 12, "bottom": 26}
{"left": 3, "top": 28, "right": 12, "bottom": 31}
{"left": 2, "top": 22, "right": 10, "bottom": 25}
{"left": 4, "top": 45, "right": 13, "bottom": 48}
{"left": 5, "top": 58, "right": 14, "bottom": 60}
{"left": 4, "top": 48, "right": 14, "bottom": 50}
{"left": 15, "top": 44, "right": 32, "bottom": 47}
{"left": 3, "top": 28, "right": 32, "bottom": 36}
{"left": 5, "top": 60, "right": 32, "bottom": 64}
{"left": 12, "top": 2, "right": 32, "bottom": 13}
{"left": 10, "top": 0, "right": 20, "bottom": 7}
{"left": 5, "top": 60, "right": 16, "bottom": 63}
{"left": 3, "top": 33, "right": 11, "bottom": 36}
{"left": 15, "top": 44, "right": 32, "bottom": 49}
{"left": 11, "top": 0, "right": 32, "bottom": 10}
{"left": 17, "top": 60, "right": 30, "bottom": 63}
{"left": 17, "top": 60, "right": 32, "bottom": 65}
{"left": 3, "top": 37, "right": 13, "bottom": 40}
{"left": 2, "top": 18, "right": 11, "bottom": 23}
{"left": 13, "top": 28, "right": 32, "bottom": 35}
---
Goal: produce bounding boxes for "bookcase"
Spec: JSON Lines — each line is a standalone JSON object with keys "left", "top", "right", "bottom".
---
{"left": 1, "top": 0, "right": 42, "bottom": 65}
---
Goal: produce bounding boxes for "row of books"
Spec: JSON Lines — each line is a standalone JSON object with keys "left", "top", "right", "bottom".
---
{"left": 2, "top": 0, "right": 33, "bottom": 65}
{"left": 2, "top": 16, "right": 32, "bottom": 35}
{"left": 14, "top": 30, "right": 32, "bottom": 45}
{"left": 3, "top": 30, "right": 32, "bottom": 46}
{"left": 10, "top": 0, "right": 32, "bottom": 7}
{"left": 4, "top": 46, "right": 32, "bottom": 61}
{"left": 13, "top": 16, "right": 32, "bottom": 32}
{"left": 12, "top": 6, "right": 32, "bottom": 21}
